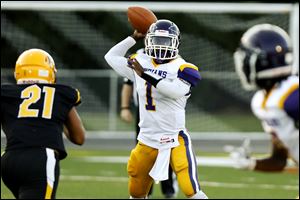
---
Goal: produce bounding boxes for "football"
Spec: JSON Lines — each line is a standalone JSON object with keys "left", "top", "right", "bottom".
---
{"left": 127, "top": 6, "right": 157, "bottom": 34}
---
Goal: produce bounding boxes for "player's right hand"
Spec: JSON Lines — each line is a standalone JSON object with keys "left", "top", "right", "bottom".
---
{"left": 120, "top": 109, "right": 133, "bottom": 123}
{"left": 131, "top": 30, "right": 145, "bottom": 41}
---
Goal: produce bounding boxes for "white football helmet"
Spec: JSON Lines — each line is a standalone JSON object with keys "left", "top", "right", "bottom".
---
{"left": 145, "top": 19, "right": 180, "bottom": 60}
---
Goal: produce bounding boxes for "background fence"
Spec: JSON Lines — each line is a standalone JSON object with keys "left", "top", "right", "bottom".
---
{"left": 1, "top": 1, "right": 299, "bottom": 133}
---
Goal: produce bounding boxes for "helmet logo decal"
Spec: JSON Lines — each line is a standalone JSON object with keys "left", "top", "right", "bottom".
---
{"left": 275, "top": 45, "right": 282, "bottom": 53}
{"left": 155, "top": 30, "right": 169, "bottom": 35}
{"left": 45, "top": 56, "right": 54, "bottom": 67}
{"left": 38, "top": 69, "right": 50, "bottom": 77}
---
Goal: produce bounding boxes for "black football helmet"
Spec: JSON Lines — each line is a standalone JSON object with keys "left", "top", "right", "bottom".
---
{"left": 145, "top": 19, "right": 180, "bottom": 60}
{"left": 234, "top": 24, "right": 293, "bottom": 90}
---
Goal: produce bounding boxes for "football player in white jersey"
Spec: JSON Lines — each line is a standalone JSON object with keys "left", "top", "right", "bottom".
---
{"left": 233, "top": 24, "right": 299, "bottom": 171}
{"left": 105, "top": 19, "right": 208, "bottom": 199}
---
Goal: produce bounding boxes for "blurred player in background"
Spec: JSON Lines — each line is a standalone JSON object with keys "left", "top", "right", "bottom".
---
{"left": 232, "top": 24, "right": 299, "bottom": 172}
{"left": 120, "top": 76, "right": 178, "bottom": 198}
{"left": 105, "top": 19, "right": 208, "bottom": 199}
{"left": 120, "top": 78, "right": 137, "bottom": 131}
{"left": 1, "top": 49, "right": 86, "bottom": 199}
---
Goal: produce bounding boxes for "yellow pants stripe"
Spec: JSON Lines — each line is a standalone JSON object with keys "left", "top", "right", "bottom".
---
{"left": 45, "top": 183, "right": 53, "bottom": 199}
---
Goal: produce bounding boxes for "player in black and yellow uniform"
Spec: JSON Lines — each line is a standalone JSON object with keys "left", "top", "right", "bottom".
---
{"left": 1, "top": 49, "right": 86, "bottom": 199}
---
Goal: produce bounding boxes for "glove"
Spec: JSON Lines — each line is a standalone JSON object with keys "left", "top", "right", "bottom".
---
{"left": 224, "top": 138, "right": 256, "bottom": 170}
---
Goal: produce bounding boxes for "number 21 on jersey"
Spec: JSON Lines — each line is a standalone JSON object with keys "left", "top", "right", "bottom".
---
{"left": 18, "top": 85, "right": 55, "bottom": 119}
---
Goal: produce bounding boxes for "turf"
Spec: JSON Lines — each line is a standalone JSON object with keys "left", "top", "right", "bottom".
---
{"left": 1, "top": 149, "right": 298, "bottom": 199}
{"left": 79, "top": 112, "right": 263, "bottom": 132}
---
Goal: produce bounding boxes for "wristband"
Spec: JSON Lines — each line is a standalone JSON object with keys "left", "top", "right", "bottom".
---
{"left": 141, "top": 72, "right": 162, "bottom": 87}
{"left": 130, "top": 34, "right": 142, "bottom": 41}
{"left": 121, "top": 107, "right": 130, "bottom": 110}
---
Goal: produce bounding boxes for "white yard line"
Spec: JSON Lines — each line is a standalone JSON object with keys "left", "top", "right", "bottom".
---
{"left": 79, "top": 156, "right": 236, "bottom": 167}
{"left": 60, "top": 175, "right": 298, "bottom": 191}
{"left": 78, "top": 156, "right": 297, "bottom": 168}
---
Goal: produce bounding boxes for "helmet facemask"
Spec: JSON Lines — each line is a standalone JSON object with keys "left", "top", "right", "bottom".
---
{"left": 145, "top": 24, "right": 180, "bottom": 60}
{"left": 234, "top": 48, "right": 258, "bottom": 91}
{"left": 145, "top": 32, "right": 179, "bottom": 60}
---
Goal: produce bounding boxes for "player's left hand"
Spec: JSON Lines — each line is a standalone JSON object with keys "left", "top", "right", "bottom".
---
{"left": 128, "top": 58, "right": 144, "bottom": 76}
{"left": 229, "top": 148, "right": 256, "bottom": 170}
{"left": 224, "top": 138, "right": 256, "bottom": 170}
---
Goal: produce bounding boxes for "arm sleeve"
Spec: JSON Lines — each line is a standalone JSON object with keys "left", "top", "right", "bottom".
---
{"left": 156, "top": 77, "right": 191, "bottom": 99}
{"left": 155, "top": 63, "right": 201, "bottom": 99}
{"left": 141, "top": 71, "right": 191, "bottom": 99}
{"left": 104, "top": 36, "right": 136, "bottom": 81}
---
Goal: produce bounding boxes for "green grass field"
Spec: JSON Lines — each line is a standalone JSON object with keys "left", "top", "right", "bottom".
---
{"left": 79, "top": 112, "right": 263, "bottom": 132}
{"left": 1, "top": 149, "right": 298, "bottom": 199}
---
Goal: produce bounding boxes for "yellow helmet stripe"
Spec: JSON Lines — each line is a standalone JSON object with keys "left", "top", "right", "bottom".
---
{"left": 278, "top": 83, "right": 299, "bottom": 109}
{"left": 261, "top": 88, "right": 275, "bottom": 109}
{"left": 179, "top": 64, "right": 198, "bottom": 72}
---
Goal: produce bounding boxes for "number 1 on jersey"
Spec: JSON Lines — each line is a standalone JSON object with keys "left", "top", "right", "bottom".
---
{"left": 145, "top": 82, "right": 156, "bottom": 111}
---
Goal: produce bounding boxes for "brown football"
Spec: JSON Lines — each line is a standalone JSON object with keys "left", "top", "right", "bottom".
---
{"left": 127, "top": 6, "right": 157, "bottom": 34}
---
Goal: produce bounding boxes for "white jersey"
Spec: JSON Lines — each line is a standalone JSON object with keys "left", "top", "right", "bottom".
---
{"left": 104, "top": 37, "right": 201, "bottom": 150}
{"left": 134, "top": 53, "right": 192, "bottom": 149}
{"left": 251, "top": 76, "right": 299, "bottom": 164}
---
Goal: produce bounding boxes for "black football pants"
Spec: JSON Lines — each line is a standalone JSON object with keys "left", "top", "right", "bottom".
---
{"left": 1, "top": 147, "right": 59, "bottom": 199}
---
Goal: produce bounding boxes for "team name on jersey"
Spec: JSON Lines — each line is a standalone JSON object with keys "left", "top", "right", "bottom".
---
{"left": 264, "top": 118, "right": 280, "bottom": 126}
{"left": 144, "top": 68, "right": 167, "bottom": 78}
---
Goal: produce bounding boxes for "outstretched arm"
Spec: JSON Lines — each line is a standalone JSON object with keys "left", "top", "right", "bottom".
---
{"left": 229, "top": 136, "right": 288, "bottom": 172}
{"left": 254, "top": 136, "right": 288, "bottom": 172}
{"left": 104, "top": 31, "right": 145, "bottom": 81}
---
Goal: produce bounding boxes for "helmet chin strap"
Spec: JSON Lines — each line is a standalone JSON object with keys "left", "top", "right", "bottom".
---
{"left": 153, "top": 58, "right": 172, "bottom": 64}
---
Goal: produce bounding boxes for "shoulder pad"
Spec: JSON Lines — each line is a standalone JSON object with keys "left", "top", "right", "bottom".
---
{"left": 178, "top": 63, "right": 201, "bottom": 87}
